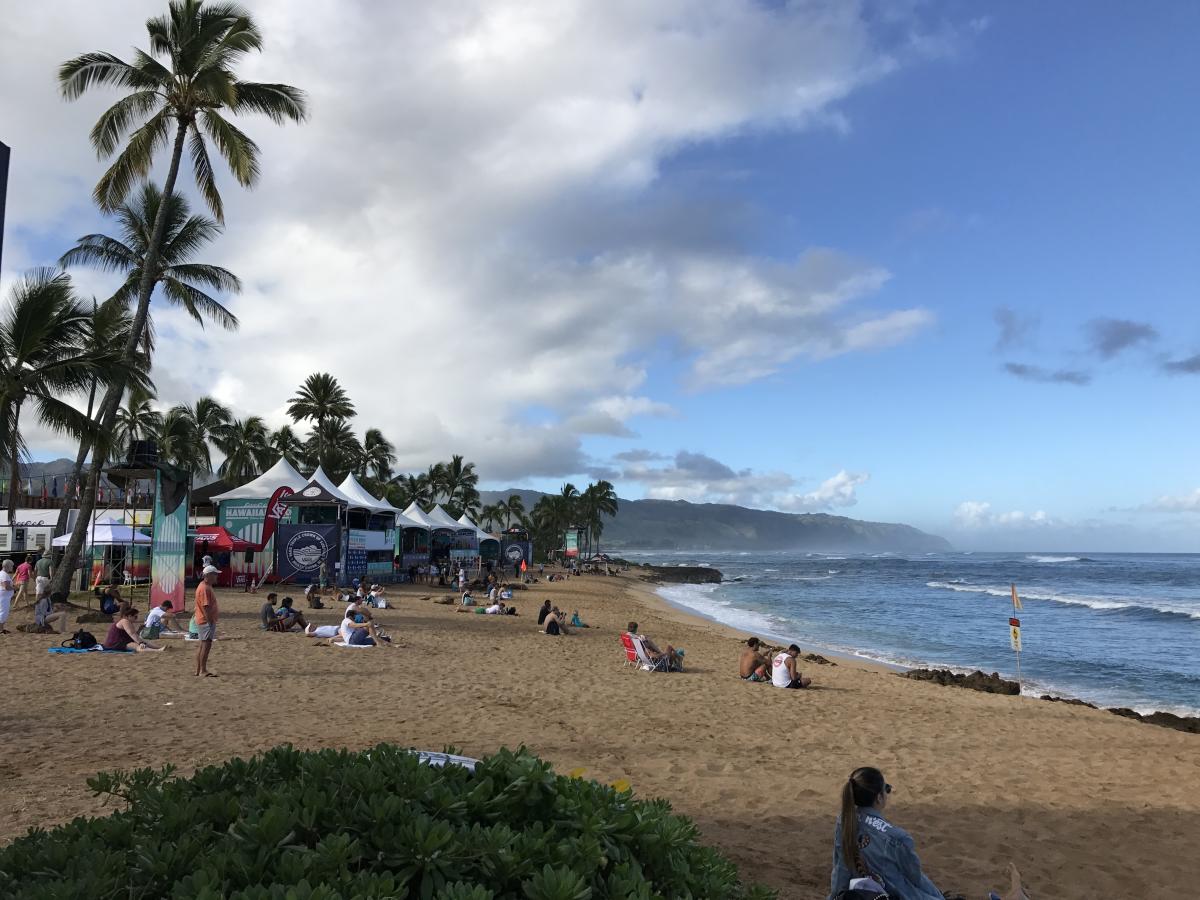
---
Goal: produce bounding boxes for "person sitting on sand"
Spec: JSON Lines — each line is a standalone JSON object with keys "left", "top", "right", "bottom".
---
{"left": 339, "top": 606, "right": 387, "bottom": 646}
{"left": 99, "top": 581, "right": 123, "bottom": 616}
{"left": 461, "top": 590, "right": 476, "bottom": 606}
{"left": 537, "top": 599, "right": 552, "bottom": 626}
{"left": 35, "top": 590, "right": 71, "bottom": 635}
{"left": 627, "top": 621, "right": 680, "bottom": 669}
{"left": 103, "top": 608, "right": 164, "bottom": 652}
{"left": 543, "top": 606, "right": 570, "bottom": 635}
{"left": 829, "top": 767, "right": 1030, "bottom": 900}
{"left": 274, "top": 596, "right": 308, "bottom": 631}
{"left": 141, "top": 600, "right": 185, "bottom": 638}
{"left": 304, "top": 582, "right": 326, "bottom": 609}
{"left": 739, "top": 637, "right": 772, "bottom": 682}
{"left": 570, "top": 609, "right": 589, "bottom": 628}
{"left": 259, "top": 593, "right": 281, "bottom": 628}
{"left": 772, "top": 644, "right": 812, "bottom": 689}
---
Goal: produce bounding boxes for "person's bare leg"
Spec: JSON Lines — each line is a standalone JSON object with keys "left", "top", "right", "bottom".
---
{"left": 135, "top": 641, "right": 165, "bottom": 652}
{"left": 196, "top": 640, "right": 213, "bottom": 675}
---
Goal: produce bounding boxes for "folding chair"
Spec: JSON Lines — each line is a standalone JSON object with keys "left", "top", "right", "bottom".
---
{"left": 630, "top": 634, "right": 671, "bottom": 672}
{"left": 620, "top": 632, "right": 641, "bottom": 668}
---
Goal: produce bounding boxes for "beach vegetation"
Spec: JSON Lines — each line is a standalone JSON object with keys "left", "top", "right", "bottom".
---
{"left": 0, "top": 744, "right": 774, "bottom": 899}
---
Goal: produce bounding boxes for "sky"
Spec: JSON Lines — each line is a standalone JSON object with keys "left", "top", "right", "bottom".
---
{"left": 1, "top": 1, "right": 1198, "bottom": 551}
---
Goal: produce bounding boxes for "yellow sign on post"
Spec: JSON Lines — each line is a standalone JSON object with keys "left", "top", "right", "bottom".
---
{"left": 1010, "top": 624, "right": 1022, "bottom": 652}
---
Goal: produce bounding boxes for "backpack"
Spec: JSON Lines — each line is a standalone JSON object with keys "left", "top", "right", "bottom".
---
{"left": 63, "top": 629, "right": 98, "bottom": 650}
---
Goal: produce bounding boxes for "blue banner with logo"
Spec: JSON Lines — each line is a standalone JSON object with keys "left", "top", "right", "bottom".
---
{"left": 276, "top": 523, "right": 340, "bottom": 583}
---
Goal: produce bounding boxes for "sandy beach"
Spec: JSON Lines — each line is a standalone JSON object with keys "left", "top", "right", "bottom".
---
{"left": 1, "top": 571, "right": 1196, "bottom": 899}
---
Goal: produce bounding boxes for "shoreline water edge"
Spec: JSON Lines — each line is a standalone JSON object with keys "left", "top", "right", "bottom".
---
{"left": 635, "top": 558, "right": 1200, "bottom": 734}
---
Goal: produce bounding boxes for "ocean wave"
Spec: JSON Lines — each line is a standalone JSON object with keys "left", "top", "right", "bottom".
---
{"left": 1026, "top": 555, "right": 1085, "bottom": 563}
{"left": 925, "top": 580, "right": 1200, "bottom": 620}
{"left": 655, "top": 583, "right": 788, "bottom": 637}
{"left": 827, "top": 569, "right": 841, "bottom": 575}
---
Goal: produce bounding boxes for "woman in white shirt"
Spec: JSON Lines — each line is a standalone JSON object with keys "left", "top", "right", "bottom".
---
{"left": 0, "top": 560, "right": 16, "bottom": 634}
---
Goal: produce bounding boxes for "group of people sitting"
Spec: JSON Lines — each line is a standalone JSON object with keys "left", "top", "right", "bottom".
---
{"left": 739, "top": 637, "right": 813, "bottom": 689}
{"left": 537, "top": 600, "right": 589, "bottom": 635}
{"left": 260, "top": 594, "right": 309, "bottom": 632}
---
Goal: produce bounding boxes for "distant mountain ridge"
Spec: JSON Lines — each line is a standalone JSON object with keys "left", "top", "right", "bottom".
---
{"left": 480, "top": 489, "right": 950, "bottom": 553}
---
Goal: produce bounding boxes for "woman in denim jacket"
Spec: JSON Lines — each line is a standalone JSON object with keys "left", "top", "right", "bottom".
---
{"left": 829, "top": 767, "right": 1028, "bottom": 900}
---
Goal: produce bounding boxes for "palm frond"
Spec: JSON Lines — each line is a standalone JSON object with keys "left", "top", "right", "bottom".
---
{"left": 200, "top": 109, "right": 260, "bottom": 187}
{"left": 89, "top": 90, "right": 163, "bottom": 158}
{"left": 232, "top": 81, "right": 308, "bottom": 123}
{"left": 93, "top": 109, "right": 172, "bottom": 211}
{"left": 159, "top": 278, "right": 239, "bottom": 330}
{"left": 187, "top": 129, "right": 224, "bottom": 223}
{"left": 166, "top": 262, "right": 241, "bottom": 294}
{"left": 59, "top": 235, "right": 140, "bottom": 273}
{"left": 58, "top": 52, "right": 157, "bottom": 100}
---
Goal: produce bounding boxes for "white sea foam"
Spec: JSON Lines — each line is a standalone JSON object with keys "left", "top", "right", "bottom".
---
{"left": 925, "top": 580, "right": 1200, "bottom": 619}
{"left": 1026, "top": 555, "right": 1082, "bottom": 563}
{"left": 655, "top": 583, "right": 784, "bottom": 636}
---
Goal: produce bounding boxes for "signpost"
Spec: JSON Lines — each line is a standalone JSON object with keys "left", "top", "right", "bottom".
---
{"left": 1009, "top": 583, "right": 1023, "bottom": 687}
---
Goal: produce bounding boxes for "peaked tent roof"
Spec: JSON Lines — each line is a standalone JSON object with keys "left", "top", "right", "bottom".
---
{"left": 401, "top": 502, "right": 439, "bottom": 530}
{"left": 211, "top": 457, "right": 305, "bottom": 502}
{"left": 52, "top": 518, "right": 150, "bottom": 547}
{"left": 458, "top": 513, "right": 499, "bottom": 543}
{"left": 309, "top": 466, "right": 362, "bottom": 508}
{"left": 427, "top": 504, "right": 473, "bottom": 531}
{"left": 338, "top": 473, "right": 393, "bottom": 513}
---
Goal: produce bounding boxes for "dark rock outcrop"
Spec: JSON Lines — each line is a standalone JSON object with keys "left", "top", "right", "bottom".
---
{"left": 902, "top": 668, "right": 1020, "bottom": 695}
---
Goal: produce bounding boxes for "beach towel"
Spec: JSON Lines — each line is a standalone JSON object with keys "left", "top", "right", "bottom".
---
{"left": 47, "top": 646, "right": 133, "bottom": 655}
{"left": 330, "top": 640, "right": 374, "bottom": 648}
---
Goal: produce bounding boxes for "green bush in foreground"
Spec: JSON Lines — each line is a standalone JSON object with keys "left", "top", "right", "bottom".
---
{"left": 0, "top": 744, "right": 775, "bottom": 900}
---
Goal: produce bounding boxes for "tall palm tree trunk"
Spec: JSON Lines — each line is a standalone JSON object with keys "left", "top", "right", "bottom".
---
{"left": 53, "top": 377, "right": 96, "bottom": 545}
{"left": 51, "top": 120, "right": 189, "bottom": 593}
{"left": 6, "top": 404, "right": 22, "bottom": 527}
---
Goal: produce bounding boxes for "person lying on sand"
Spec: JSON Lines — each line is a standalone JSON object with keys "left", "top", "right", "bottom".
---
{"left": 304, "top": 622, "right": 340, "bottom": 639}
{"left": 829, "top": 767, "right": 1030, "bottom": 900}
{"left": 627, "top": 621, "right": 681, "bottom": 669}
{"left": 739, "top": 637, "right": 772, "bottom": 682}
{"left": 141, "top": 600, "right": 185, "bottom": 638}
{"left": 771, "top": 644, "right": 812, "bottom": 689}
{"left": 103, "top": 608, "right": 165, "bottom": 652}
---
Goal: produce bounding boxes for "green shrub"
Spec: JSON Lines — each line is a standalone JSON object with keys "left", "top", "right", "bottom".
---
{"left": 0, "top": 745, "right": 775, "bottom": 899}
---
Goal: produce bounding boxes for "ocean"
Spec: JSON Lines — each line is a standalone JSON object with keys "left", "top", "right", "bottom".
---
{"left": 629, "top": 550, "right": 1200, "bottom": 717}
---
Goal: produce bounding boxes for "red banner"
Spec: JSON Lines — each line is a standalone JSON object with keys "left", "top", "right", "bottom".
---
{"left": 250, "top": 486, "right": 294, "bottom": 551}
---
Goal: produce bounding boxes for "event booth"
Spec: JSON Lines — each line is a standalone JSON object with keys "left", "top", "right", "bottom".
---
{"left": 458, "top": 513, "right": 500, "bottom": 566}
{"left": 210, "top": 458, "right": 305, "bottom": 587}
{"left": 337, "top": 473, "right": 397, "bottom": 581}
{"left": 426, "top": 504, "right": 479, "bottom": 567}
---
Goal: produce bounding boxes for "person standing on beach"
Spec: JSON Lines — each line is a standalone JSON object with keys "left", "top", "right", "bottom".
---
{"left": 34, "top": 551, "right": 53, "bottom": 604}
{"left": 0, "top": 560, "right": 15, "bottom": 634}
{"left": 194, "top": 564, "right": 220, "bottom": 677}
{"left": 13, "top": 554, "right": 33, "bottom": 607}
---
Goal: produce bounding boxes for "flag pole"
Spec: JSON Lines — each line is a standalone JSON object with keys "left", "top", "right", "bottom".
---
{"left": 1010, "top": 583, "right": 1023, "bottom": 689}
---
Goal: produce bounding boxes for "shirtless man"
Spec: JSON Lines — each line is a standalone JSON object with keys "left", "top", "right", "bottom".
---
{"left": 739, "top": 637, "right": 772, "bottom": 682}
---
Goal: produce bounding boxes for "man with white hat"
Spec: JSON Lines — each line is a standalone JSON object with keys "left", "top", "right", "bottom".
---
{"left": 194, "top": 564, "right": 221, "bottom": 677}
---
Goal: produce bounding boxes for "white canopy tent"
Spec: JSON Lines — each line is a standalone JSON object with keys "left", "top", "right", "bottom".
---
{"left": 427, "top": 504, "right": 471, "bottom": 530}
{"left": 308, "top": 466, "right": 363, "bottom": 508}
{"left": 457, "top": 513, "right": 498, "bottom": 544}
{"left": 337, "top": 472, "right": 394, "bottom": 513}
{"left": 210, "top": 457, "right": 305, "bottom": 502}
{"left": 402, "top": 502, "right": 440, "bottom": 530}
{"left": 52, "top": 517, "right": 151, "bottom": 548}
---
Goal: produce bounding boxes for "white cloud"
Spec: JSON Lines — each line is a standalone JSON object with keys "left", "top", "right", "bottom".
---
{"left": 2, "top": 0, "right": 957, "bottom": 480}
{"left": 1139, "top": 490, "right": 1200, "bottom": 513}
{"left": 622, "top": 451, "right": 867, "bottom": 511}
{"left": 954, "top": 500, "right": 1052, "bottom": 528}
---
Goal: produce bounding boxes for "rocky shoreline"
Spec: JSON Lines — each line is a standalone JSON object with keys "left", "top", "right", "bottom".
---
{"left": 906, "top": 668, "right": 1200, "bottom": 735}
{"left": 635, "top": 564, "right": 723, "bottom": 584}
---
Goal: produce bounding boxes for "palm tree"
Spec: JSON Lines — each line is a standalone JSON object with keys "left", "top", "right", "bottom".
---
{"left": 55, "top": 1, "right": 306, "bottom": 591}
{"left": 0, "top": 270, "right": 133, "bottom": 524}
{"left": 60, "top": 182, "right": 240, "bottom": 353}
{"left": 53, "top": 297, "right": 150, "bottom": 536}
{"left": 359, "top": 428, "right": 396, "bottom": 481}
{"left": 388, "top": 472, "right": 434, "bottom": 510}
{"left": 153, "top": 406, "right": 206, "bottom": 474}
{"left": 113, "top": 385, "right": 163, "bottom": 454}
{"left": 438, "top": 455, "right": 478, "bottom": 512}
{"left": 178, "top": 396, "right": 231, "bottom": 474}
{"left": 479, "top": 503, "right": 505, "bottom": 532}
{"left": 215, "top": 415, "right": 270, "bottom": 482}
{"left": 581, "top": 480, "right": 619, "bottom": 558}
{"left": 268, "top": 425, "right": 304, "bottom": 465}
{"left": 287, "top": 373, "right": 355, "bottom": 466}
{"left": 426, "top": 462, "right": 448, "bottom": 502}
{"left": 302, "top": 418, "right": 361, "bottom": 479}
{"left": 499, "top": 493, "right": 526, "bottom": 528}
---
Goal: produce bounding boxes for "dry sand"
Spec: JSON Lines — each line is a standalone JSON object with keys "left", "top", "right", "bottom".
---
{"left": 1, "top": 571, "right": 1197, "bottom": 898}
